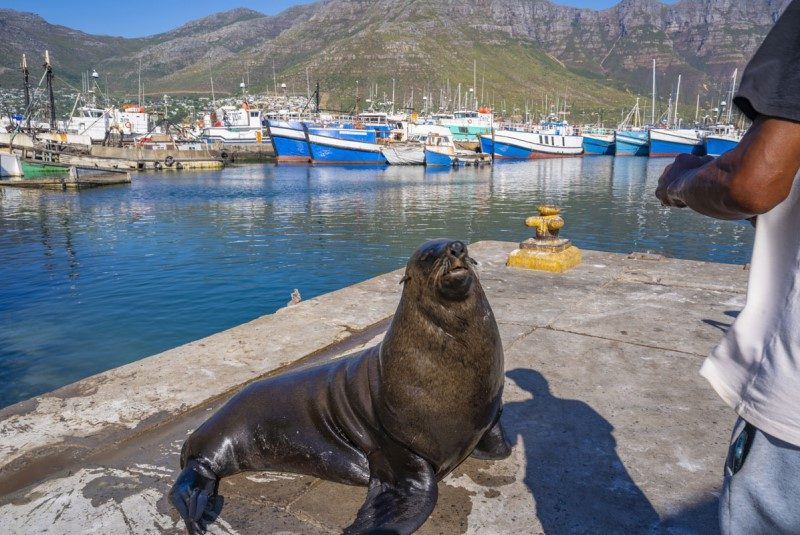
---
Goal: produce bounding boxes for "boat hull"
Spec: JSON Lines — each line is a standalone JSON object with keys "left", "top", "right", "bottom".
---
{"left": 704, "top": 135, "right": 740, "bottom": 157}
{"left": 201, "top": 127, "right": 264, "bottom": 145}
{"left": 583, "top": 134, "right": 615, "bottom": 155}
{"left": 266, "top": 121, "right": 311, "bottom": 163}
{"left": 425, "top": 147, "right": 454, "bottom": 166}
{"left": 649, "top": 129, "right": 705, "bottom": 157}
{"left": 479, "top": 130, "right": 583, "bottom": 159}
{"left": 307, "top": 128, "right": 387, "bottom": 164}
{"left": 382, "top": 145, "right": 425, "bottom": 165}
{"left": 614, "top": 131, "right": 649, "bottom": 156}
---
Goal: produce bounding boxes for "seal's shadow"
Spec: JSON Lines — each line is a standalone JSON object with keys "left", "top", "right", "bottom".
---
{"left": 502, "top": 368, "right": 661, "bottom": 534}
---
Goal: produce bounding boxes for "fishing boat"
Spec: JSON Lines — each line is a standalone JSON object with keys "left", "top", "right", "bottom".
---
{"left": 704, "top": 71, "right": 744, "bottom": 157}
{"left": 381, "top": 126, "right": 450, "bottom": 165}
{"left": 479, "top": 120, "right": 583, "bottom": 159}
{"left": 200, "top": 102, "right": 265, "bottom": 145}
{"left": 582, "top": 127, "right": 615, "bottom": 155}
{"left": 426, "top": 131, "right": 491, "bottom": 167}
{"left": 438, "top": 108, "right": 494, "bottom": 142}
{"left": 614, "top": 98, "right": 649, "bottom": 156}
{"left": 649, "top": 128, "right": 706, "bottom": 157}
{"left": 704, "top": 125, "right": 742, "bottom": 157}
{"left": 614, "top": 130, "right": 649, "bottom": 156}
{"left": 306, "top": 126, "right": 387, "bottom": 164}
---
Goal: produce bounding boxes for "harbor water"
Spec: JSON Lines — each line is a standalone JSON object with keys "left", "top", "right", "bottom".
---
{"left": 0, "top": 157, "right": 754, "bottom": 408}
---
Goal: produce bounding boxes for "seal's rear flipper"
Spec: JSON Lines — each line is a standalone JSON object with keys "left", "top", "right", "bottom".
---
{"left": 471, "top": 419, "right": 512, "bottom": 460}
{"left": 169, "top": 458, "right": 224, "bottom": 535}
{"left": 344, "top": 451, "right": 437, "bottom": 535}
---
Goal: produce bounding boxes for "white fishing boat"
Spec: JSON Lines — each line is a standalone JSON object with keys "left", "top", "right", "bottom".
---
{"left": 200, "top": 103, "right": 265, "bottom": 145}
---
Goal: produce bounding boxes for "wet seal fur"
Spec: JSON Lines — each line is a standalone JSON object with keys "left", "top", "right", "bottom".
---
{"left": 169, "top": 239, "right": 512, "bottom": 534}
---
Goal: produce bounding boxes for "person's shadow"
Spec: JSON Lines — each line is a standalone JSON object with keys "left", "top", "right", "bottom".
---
{"left": 503, "top": 368, "right": 663, "bottom": 534}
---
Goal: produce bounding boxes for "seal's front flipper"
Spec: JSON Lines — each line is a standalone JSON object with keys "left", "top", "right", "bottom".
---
{"left": 344, "top": 450, "right": 437, "bottom": 535}
{"left": 169, "top": 458, "right": 224, "bottom": 535}
{"left": 471, "top": 418, "right": 512, "bottom": 460}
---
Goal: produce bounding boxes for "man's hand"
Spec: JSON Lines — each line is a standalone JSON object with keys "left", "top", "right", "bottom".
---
{"left": 652, "top": 117, "right": 800, "bottom": 220}
{"left": 656, "top": 154, "right": 714, "bottom": 208}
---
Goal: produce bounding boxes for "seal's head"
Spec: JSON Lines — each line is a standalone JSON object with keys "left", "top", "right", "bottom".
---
{"left": 402, "top": 239, "right": 478, "bottom": 301}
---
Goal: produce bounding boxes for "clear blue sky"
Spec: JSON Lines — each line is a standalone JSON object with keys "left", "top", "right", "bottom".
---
{"left": 0, "top": 0, "right": 668, "bottom": 38}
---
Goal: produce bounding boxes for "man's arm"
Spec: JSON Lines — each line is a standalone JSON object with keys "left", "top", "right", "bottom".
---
{"left": 655, "top": 116, "right": 800, "bottom": 219}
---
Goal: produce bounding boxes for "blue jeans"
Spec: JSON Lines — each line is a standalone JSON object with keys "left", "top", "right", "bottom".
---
{"left": 720, "top": 417, "right": 800, "bottom": 534}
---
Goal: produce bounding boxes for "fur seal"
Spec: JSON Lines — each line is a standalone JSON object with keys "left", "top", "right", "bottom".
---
{"left": 169, "top": 239, "right": 512, "bottom": 534}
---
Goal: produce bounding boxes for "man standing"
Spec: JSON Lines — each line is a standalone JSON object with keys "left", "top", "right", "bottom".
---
{"left": 655, "top": 2, "right": 800, "bottom": 533}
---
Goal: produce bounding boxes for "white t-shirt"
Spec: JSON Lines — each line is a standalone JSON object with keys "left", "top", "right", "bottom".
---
{"left": 700, "top": 169, "right": 800, "bottom": 446}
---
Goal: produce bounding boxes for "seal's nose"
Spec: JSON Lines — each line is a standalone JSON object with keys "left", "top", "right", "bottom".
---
{"left": 447, "top": 241, "right": 466, "bottom": 258}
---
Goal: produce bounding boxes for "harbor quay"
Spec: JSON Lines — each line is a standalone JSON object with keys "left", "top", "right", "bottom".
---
{"left": 0, "top": 240, "right": 748, "bottom": 534}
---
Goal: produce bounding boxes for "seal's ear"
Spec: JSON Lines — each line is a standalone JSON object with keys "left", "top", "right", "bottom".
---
{"left": 399, "top": 274, "right": 411, "bottom": 284}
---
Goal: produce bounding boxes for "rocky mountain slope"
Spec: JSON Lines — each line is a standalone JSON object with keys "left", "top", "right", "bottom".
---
{"left": 0, "top": 0, "right": 791, "bottom": 118}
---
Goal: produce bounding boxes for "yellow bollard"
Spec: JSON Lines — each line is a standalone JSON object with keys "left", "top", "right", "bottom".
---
{"left": 507, "top": 205, "right": 582, "bottom": 273}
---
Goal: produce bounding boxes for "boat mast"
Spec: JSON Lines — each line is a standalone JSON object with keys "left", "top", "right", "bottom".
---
{"left": 673, "top": 74, "right": 681, "bottom": 127}
{"left": 473, "top": 59, "right": 477, "bottom": 109}
{"left": 695, "top": 93, "right": 700, "bottom": 123}
{"left": 21, "top": 54, "right": 30, "bottom": 130}
{"left": 651, "top": 59, "right": 656, "bottom": 125}
{"left": 391, "top": 78, "right": 395, "bottom": 115}
{"left": 210, "top": 74, "right": 216, "bottom": 107}
{"left": 44, "top": 50, "right": 56, "bottom": 130}
{"left": 726, "top": 68, "right": 738, "bottom": 124}
{"left": 272, "top": 58, "right": 277, "bottom": 96}
{"left": 138, "top": 58, "right": 142, "bottom": 106}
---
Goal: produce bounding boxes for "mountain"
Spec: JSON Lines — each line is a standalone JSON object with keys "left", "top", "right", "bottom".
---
{"left": 0, "top": 0, "right": 791, "bottom": 121}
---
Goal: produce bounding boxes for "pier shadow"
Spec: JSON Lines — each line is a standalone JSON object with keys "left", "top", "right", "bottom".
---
{"left": 702, "top": 310, "right": 741, "bottom": 334}
{"left": 502, "top": 368, "right": 661, "bottom": 534}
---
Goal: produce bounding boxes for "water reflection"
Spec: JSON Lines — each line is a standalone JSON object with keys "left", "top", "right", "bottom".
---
{"left": 0, "top": 158, "right": 754, "bottom": 407}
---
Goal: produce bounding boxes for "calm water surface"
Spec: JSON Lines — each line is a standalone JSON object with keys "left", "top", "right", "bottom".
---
{"left": 0, "top": 157, "right": 754, "bottom": 407}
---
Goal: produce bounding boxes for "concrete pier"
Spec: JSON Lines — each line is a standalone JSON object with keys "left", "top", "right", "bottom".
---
{"left": 0, "top": 241, "right": 749, "bottom": 534}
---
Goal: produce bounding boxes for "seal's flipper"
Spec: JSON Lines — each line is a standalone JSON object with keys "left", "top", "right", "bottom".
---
{"left": 344, "top": 450, "right": 437, "bottom": 535}
{"left": 169, "top": 458, "right": 224, "bottom": 535}
{"left": 471, "top": 418, "right": 512, "bottom": 460}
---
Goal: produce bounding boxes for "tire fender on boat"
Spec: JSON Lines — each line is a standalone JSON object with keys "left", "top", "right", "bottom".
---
{"left": 175, "top": 162, "right": 184, "bottom": 170}
{"left": 154, "top": 161, "right": 163, "bottom": 170}
{"left": 165, "top": 155, "right": 175, "bottom": 167}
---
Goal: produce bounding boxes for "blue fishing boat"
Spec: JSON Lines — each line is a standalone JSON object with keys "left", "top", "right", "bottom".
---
{"left": 613, "top": 98, "right": 649, "bottom": 156}
{"left": 307, "top": 127, "right": 387, "bottom": 164}
{"left": 704, "top": 125, "right": 742, "bottom": 157}
{"left": 265, "top": 120, "right": 312, "bottom": 163}
{"left": 649, "top": 128, "right": 705, "bottom": 157}
{"left": 614, "top": 130, "right": 649, "bottom": 156}
{"left": 705, "top": 136, "right": 739, "bottom": 157}
{"left": 582, "top": 129, "right": 615, "bottom": 155}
